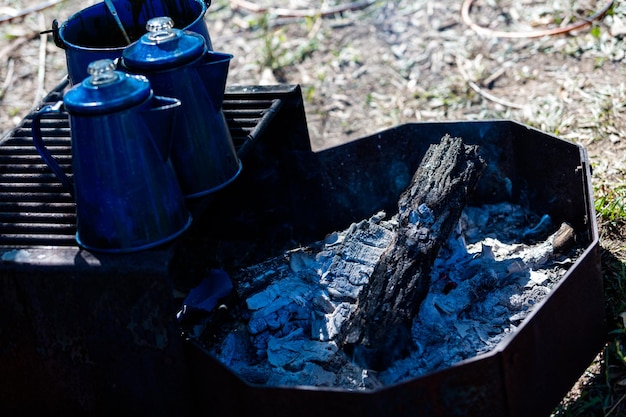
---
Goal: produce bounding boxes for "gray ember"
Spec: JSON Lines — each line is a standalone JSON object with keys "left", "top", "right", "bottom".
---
{"left": 189, "top": 202, "right": 581, "bottom": 390}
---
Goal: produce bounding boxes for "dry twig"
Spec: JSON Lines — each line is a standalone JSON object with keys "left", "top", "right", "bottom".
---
{"left": 0, "top": 32, "right": 39, "bottom": 62}
{"left": 35, "top": 13, "right": 47, "bottom": 106}
{"left": 0, "top": 31, "right": 39, "bottom": 102}
{"left": 0, "top": 59, "right": 15, "bottom": 100}
{"left": 229, "top": 0, "right": 376, "bottom": 18}
{"left": 0, "top": 0, "right": 65, "bottom": 24}
{"left": 455, "top": 55, "right": 525, "bottom": 109}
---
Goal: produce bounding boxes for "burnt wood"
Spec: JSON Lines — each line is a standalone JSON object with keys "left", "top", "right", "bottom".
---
{"left": 338, "top": 134, "right": 485, "bottom": 370}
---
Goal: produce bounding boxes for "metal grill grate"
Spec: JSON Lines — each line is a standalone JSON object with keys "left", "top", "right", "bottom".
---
{"left": 0, "top": 80, "right": 285, "bottom": 248}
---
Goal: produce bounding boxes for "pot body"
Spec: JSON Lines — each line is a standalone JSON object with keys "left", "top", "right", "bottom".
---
{"left": 31, "top": 65, "right": 191, "bottom": 253}
{"left": 122, "top": 24, "right": 241, "bottom": 198}
{"left": 138, "top": 52, "right": 241, "bottom": 198}
{"left": 54, "top": 0, "right": 212, "bottom": 84}
{"left": 69, "top": 97, "right": 192, "bottom": 252}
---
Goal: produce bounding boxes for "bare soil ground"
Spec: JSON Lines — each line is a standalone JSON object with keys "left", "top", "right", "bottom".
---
{"left": 1, "top": 0, "right": 626, "bottom": 414}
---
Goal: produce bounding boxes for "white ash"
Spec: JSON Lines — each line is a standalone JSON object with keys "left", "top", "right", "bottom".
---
{"left": 201, "top": 202, "right": 580, "bottom": 390}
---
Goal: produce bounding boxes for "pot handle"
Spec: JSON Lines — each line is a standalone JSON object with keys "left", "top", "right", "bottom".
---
{"left": 32, "top": 101, "right": 75, "bottom": 197}
{"left": 51, "top": 19, "right": 64, "bottom": 49}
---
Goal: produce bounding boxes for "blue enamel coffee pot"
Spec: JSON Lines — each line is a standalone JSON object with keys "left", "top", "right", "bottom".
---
{"left": 122, "top": 16, "right": 241, "bottom": 199}
{"left": 32, "top": 59, "right": 192, "bottom": 253}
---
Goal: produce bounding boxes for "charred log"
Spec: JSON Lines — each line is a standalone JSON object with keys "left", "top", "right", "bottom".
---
{"left": 338, "top": 134, "right": 486, "bottom": 370}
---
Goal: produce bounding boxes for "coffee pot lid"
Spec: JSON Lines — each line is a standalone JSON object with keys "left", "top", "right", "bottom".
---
{"left": 122, "top": 16, "right": 206, "bottom": 71}
{"left": 63, "top": 59, "right": 151, "bottom": 115}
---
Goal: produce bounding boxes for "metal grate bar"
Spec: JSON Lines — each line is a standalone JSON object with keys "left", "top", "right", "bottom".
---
{"left": 0, "top": 212, "right": 75, "bottom": 222}
{"left": 0, "top": 202, "right": 75, "bottom": 214}
{"left": 0, "top": 173, "right": 65, "bottom": 184}
{"left": 0, "top": 235, "right": 78, "bottom": 246}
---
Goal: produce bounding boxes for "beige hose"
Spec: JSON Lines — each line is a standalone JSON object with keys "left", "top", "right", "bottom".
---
{"left": 461, "top": 0, "right": 614, "bottom": 38}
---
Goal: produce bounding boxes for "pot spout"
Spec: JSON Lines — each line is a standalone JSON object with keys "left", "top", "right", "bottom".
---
{"left": 142, "top": 95, "right": 182, "bottom": 161}
{"left": 196, "top": 51, "right": 233, "bottom": 109}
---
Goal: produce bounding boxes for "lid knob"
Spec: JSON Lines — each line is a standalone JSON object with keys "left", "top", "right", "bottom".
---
{"left": 146, "top": 16, "right": 177, "bottom": 42}
{"left": 87, "top": 59, "right": 119, "bottom": 86}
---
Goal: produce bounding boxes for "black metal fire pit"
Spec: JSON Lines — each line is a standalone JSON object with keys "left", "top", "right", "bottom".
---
{"left": 183, "top": 120, "right": 604, "bottom": 417}
{"left": 0, "top": 82, "right": 604, "bottom": 417}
